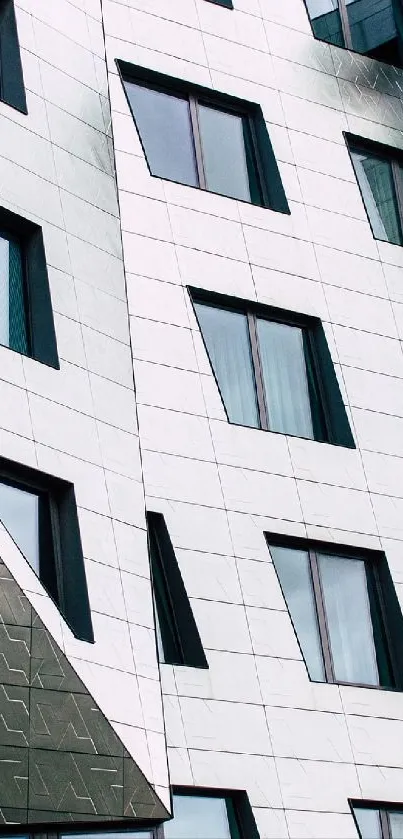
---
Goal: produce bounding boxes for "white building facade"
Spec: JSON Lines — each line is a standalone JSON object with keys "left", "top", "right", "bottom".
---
{"left": 0, "top": 0, "right": 403, "bottom": 837}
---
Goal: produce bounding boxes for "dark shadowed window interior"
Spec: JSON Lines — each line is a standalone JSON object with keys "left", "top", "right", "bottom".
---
{"left": 269, "top": 540, "right": 401, "bottom": 689}
{"left": 0, "top": 230, "right": 29, "bottom": 354}
{"left": 0, "top": 0, "right": 27, "bottom": 111}
{"left": 193, "top": 293, "right": 354, "bottom": 447}
{"left": 120, "top": 64, "right": 289, "bottom": 212}
{"left": 348, "top": 140, "right": 403, "bottom": 246}
{"left": 353, "top": 804, "right": 403, "bottom": 838}
{"left": 305, "top": 0, "right": 403, "bottom": 66}
{"left": 0, "top": 460, "right": 93, "bottom": 642}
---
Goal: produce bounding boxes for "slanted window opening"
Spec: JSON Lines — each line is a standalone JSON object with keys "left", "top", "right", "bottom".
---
{"left": 0, "top": 205, "right": 59, "bottom": 367}
{"left": 0, "top": 0, "right": 27, "bottom": 112}
{"left": 304, "top": 0, "right": 403, "bottom": 67}
{"left": 119, "top": 61, "right": 289, "bottom": 213}
{"left": 0, "top": 457, "right": 93, "bottom": 642}
{"left": 347, "top": 135, "right": 403, "bottom": 247}
{"left": 268, "top": 536, "right": 402, "bottom": 691}
{"left": 205, "top": 0, "right": 234, "bottom": 7}
{"left": 352, "top": 802, "right": 403, "bottom": 838}
{"left": 147, "top": 512, "right": 208, "bottom": 669}
{"left": 192, "top": 290, "right": 354, "bottom": 447}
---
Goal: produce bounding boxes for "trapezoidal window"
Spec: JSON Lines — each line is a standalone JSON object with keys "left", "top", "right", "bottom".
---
{"left": 0, "top": 206, "right": 59, "bottom": 367}
{"left": 193, "top": 292, "right": 354, "bottom": 447}
{"left": 353, "top": 803, "right": 403, "bottom": 838}
{"left": 348, "top": 137, "right": 403, "bottom": 247}
{"left": 119, "top": 62, "right": 289, "bottom": 212}
{"left": 304, "top": 0, "right": 403, "bottom": 67}
{"left": 163, "top": 789, "right": 260, "bottom": 839}
{"left": 147, "top": 511, "right": 207, "bottom": 668}
{"left": 0, "top": 458, "right": 93, "bottom": 642}
{"left": 0, "top": 0, "right": 27, "bottom": 111}
{"left": 269, "top": 537, "right": 403, "bottom": 690}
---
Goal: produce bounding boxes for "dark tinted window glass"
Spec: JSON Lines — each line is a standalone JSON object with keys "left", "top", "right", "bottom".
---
{"left": 306, "top": 0, "right": 345, "bottom": 45}
{"left": 148, "top": 519, "right": 181, "bottom": 665}
{"left": 271, "top": 545, "right": 325, "bottom": 681}
{"left": 198, "top": 105, "right": 252, "bottom": 201}
{"left": 164, "top": 795, "right": 237, "bottom": 839}
{"left": 195, "top": 303, "right": 260, "bottom": 428}
{"left": 0, "top": 232, "right": 28, "bottom": 353}
{"left": 257, "top": 320, "right": 314, "bottom": 438}
{"left": 346, "top": 0, "right": 397, "bottom": 55}
{"left": 351, "top": 150, "right": 403, "bottom": 245}
{"left": 0, "top": 480, "right": 39, "bottom": 572}
{"left": 125, "top": 82, "right": 198, "bottom": 186}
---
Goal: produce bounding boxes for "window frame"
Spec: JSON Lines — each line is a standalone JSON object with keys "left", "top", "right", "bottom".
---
{"left": 192, "top": 294, "right": 334, "bottom": 443}
{"left": 351, "top": 801, "right": 403, "bottom": 838}
{"left": 204, "top": 0, "right": 234, "bottom": 8}
{"left": 119, "top": 62, "right": 289, "bottom": 213}
{"left": 268, "top": 535, "right": 399, "bottom": 691}
{"left": 0, "top": 457, "right": 93, "bottom": 643}
{"left": 303, "top": 0, "right": 403, "bottom": 64}
{"left": 0, "top": 0, "right": 27, "bottom": 113}
{"left": 346, "top": 134, "right": 403, "bottom": 247}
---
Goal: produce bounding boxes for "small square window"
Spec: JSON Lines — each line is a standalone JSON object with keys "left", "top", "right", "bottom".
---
{"left": 193, "top": 292, "right": 354, "bottom": 447}
{"left": 0, "top": 206, "right": 59, "bottom": 367}
{"left": 120, "top": 63, "right": 289, "bottom": 213}
{"left": 304, "top": 0, "right": 403, "bottom": 67}
{"left": 348, "top": 137, "right": 403, "bottom": 247}
{"left": 269, "top": 537, "right": 402, "bottom": 690}
{"left": 0, "top": 459, "right": 93, "bottom": 642}
{"left": 353, "top": 803, "right": 403, "bottom": 838}
{"left": 0, "top": 0, "right": 27, "bottom": 112}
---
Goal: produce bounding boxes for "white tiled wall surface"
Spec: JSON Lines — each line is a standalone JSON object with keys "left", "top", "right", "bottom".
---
{"left": 3, "top": 0, "right": 403, "bottom": 835}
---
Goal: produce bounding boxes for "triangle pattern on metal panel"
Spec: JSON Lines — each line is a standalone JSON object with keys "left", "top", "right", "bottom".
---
{"left": 0, "top": 559, "right": 168, "bottom": 827}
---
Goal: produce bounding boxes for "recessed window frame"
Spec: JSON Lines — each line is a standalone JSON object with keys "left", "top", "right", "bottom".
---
{"left": 351, "top": 800, "right": 403, "bottom": 838}
{"left": 191, "top": 288, "right": 354, "bottom": 448}
{"left": 158, "top": 788, "right": 260, "bottom": 839}
{"left": 0, "top": 0, "right": 27, "bottom": 113}
{"left": 267, "top": 533, "right": 402, "bottom": 692}
{"left": 0, "top": 205, "right": 59, "bottom": 367}
{"left": 118, "top": 61, "right": 289, "bottom": 213}
{"left": 303, "top": 0, "right": 403, "bottom": 66}
{"left": 0, "top": 457, "right": 93, "bottom": 643}
{"left": 346, "top": 133, "right": 403, "bottom": 247}
{"left": 204, "top": 0, "right": 234, "bottom": 8}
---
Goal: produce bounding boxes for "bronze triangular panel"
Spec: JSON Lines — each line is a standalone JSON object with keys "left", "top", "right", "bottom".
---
{"left": 0, "top": 560, "right": 168, "bottom": 826}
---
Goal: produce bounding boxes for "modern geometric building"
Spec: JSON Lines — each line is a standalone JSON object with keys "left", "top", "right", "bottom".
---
{"left": 0, "top": 0, "right": 403, "bottom": 837}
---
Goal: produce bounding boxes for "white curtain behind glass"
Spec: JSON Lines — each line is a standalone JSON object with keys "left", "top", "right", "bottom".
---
{"left": 319, "top": 555, "right": 379, "bottom": 685}
{"left": 195, "top": 303, "right": 259, "bottom": 427}
{"left": 257, "top": 319, "right": 314, "bottom": 438}
{"left": 0, "top": 236, "right": 10, "bottom": 347}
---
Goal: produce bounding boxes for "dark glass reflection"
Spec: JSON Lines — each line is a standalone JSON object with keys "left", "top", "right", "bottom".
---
{"left": 351, "top": 150, "right": 403, "bottom": 246}
{"left": 0, "top": 232, "right": 28, "bottom": 354}
{"left": 125, "top": 82, "right": 198, "bottom": 186}
{"left": 346, "top": 0, "right": 398, "bottom": 59}
{"left": 306, "top": 0, "right": 345, "bottom": 46}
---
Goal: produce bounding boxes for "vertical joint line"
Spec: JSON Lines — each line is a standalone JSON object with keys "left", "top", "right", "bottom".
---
{"left": 189, "top": 95, "right": 206, "bottom": 190}
{"left": 310, "top": 550, "right": 334, "bottom": 683}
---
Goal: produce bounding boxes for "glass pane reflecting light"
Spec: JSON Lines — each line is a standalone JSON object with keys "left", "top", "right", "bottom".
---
{"left": 354, "top": 807, "right": 382, "bottom": 839}
{"left": 0, "top": 481, "right": 40, "bottom": 573}
{"left": 125, "top": 82, "right": 198, "bottom": 186}
{"left": 351, "top": 150, "right": 403, "bottom": 246}
{"left": 306, "top": 0, "right": 345, "bottom": 45}
{"left": 164, "top": 795, "right": 232, "bottom": 839}
{"left": 346, "top": 0, "right": 397, "bottom": 55}
{"left": 198, "top": 105, "right": 251, "bottom": 201}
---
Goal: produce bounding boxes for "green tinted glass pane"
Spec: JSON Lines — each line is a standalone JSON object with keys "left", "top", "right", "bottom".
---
{"left": 351, "top": 150, "right": 403, "bottom": 245}
{"left": 306, "top": 0, "right": 345, "bottom": 45}
{"left": 354, "top": 808, "right": 382, "bottom": 839}
{"left": 0, "top": 233, "right": 28, "bottom": 353}
{"left": 346, "top": 0, "right": 397, "bottom": 55}
{"left": 198, "top": 105, "right": 252, "bottom": 201}
{"left": 270, "top": 545, "right": 325, "bottom": 681}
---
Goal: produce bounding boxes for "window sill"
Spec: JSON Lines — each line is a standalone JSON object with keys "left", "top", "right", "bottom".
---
{"left": 0, "top": 95, "right": 28, "bottom": 115}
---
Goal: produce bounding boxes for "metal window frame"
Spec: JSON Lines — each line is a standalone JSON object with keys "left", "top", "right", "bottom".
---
{"left": 305, "top": 548, "right": 395, "bottom": 689}
{"left": 347, "top": 138, "right": 403, "bottom": 247}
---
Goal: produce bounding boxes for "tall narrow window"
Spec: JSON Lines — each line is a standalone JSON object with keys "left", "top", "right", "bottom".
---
{"left": 305, "top": 0, "right": 403, "bottom": 66}
{"left": 269, "top": 540, "right": 398, "bottom": 689}
{"left": 353, "top": 804, "right": 403, "bottom": 838}
{"left": 0, "top": 459, "right": 93, "bottom": 642}
{"left": 147, "top": 512, "right": 207, "bottom": 668}
{"left": 349, "top": 141, "right": 403, "bottom": 246}
{"left": 0, "top": 0, "right": 27, "bottom": 112}
{"left": 193, "top": 293, "right": 353, "bottom": 447}
{"left": 0, "top": 207, "right": 59, "bottom": 367}
{"left": 120, "top": 63, "right": 289, "bottom": 212}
